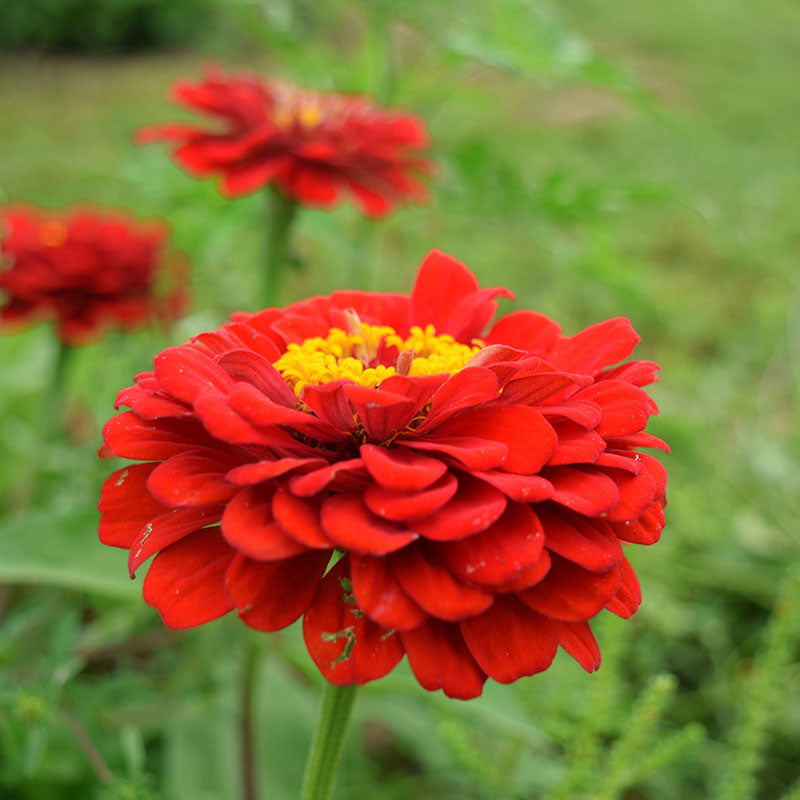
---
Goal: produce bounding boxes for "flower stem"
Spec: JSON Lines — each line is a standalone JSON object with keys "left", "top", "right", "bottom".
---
{"left": 299, "top": 682, "right": 357, "bottom": 800}
{"left": 241, "top": 637, "right": 260, "bottom": 800}
{"left": 263, "top": 188, "right": 298, "bottom": 309}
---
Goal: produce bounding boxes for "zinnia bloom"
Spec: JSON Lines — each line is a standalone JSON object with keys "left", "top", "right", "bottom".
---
{"left": 99, "top": 251, "right": 667, "bottom": 699}
{"left": 136, "top": 67, "right": 432, "bottom": 217}
{"left": 0, "top": 205, "right": 188, "bottom": 345}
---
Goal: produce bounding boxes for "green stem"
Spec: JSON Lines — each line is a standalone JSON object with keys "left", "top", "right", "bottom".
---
{"left": 241, "top": 638, "right": 260, "bottom": 800}
{"left": 299, "top": 682, "right": 357, "bottom": 800}
{"left": 263, "top": 188, "right": 299, "bottom": 309}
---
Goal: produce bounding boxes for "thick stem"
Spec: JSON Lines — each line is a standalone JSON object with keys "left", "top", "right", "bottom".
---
{"left": 263, "top": 188, "right": 299, "bottom": 309}
{"left": 299, "top": 682, "right": 357, "bottom": 800}
{"left": 241, "top": 638, "right": 260, "bottom": 800}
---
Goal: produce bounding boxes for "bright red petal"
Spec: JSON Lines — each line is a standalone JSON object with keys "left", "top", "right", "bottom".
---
{"left": 554, "top": 620, "right": 601, "bottom": 672}
{"left": 364, "top": 472, "right": 458, "bottom": 521}
{"left": 360, "top": 444, "right": 446, "bottom": 491}
{"left": 320, "top": 494, "right": 417, "bottom": 554}
{"left": 99, "top": 463, "right": 165, "bottom": 548}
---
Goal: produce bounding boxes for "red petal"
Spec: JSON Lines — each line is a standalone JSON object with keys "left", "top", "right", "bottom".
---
{"left": 102, "top": 412, "right": 208, "bottom": 461}
{"left": 430, "top": 405, "right": 557, "bottom": 474}
{"left": 605, "top": 556, "right": 642, "bottom": 618}
{"left": 226, "top": 550, "right": 330, "bottom": 631}
{"left": 303, "top": 558, "right": 404, "bottom": 685}
{"left": 350, "top": 553, "right": 427, "bottom": 631}
{"left": 416, "top": 368, "right": 499, "bottom": 431}
{"left": 221, "top": 487, "right": 309, "bottom": 560}
{"left": 360, "top": 444, "right": 446, "bottom": 491}
{"left": 472, "top": 471, "right": 553, "bottom": 503}
{"left": 147, "top": 448, "right": 240, "bottom": 507}
{"left": 540, "top": 400, "right": 602, "bottom": 429}
{"left": 321, "top": 494, "right": 417, "bottom": 554}
{"left": 153, "top": 345, "right": 234, "bottom": 404}
{"left": 215, "top": 349, "right": 297, "bottom": 405}
{"left": 410, "top": 250, "right": 479, "bottom": 330}
{"left": 517, "top": 555, "right": 621, "bottom": 621}
{"left": 142, "top": 528, "right": 235, "bottom": 628}
{"left": 288, "top": 458, "right": 368, "bottom": 496}
{"left": 226, "top": 457, "right": 328, "bottom": 486}
{"left": 493, "top": 550, "right": 552, "bottom": 591}
{"left": 437, "top": 502, "right": 545, "bottom": 586}
{"left": 610, "top": 500, "right": 665, "bottom": 545}
{"left": 460, "top": 596, "right": 558, "bottom": 683}
{"left": 602, "top": 359, "right": 661, "bottom": 387}
{"left": 604, "top": 467, "right": 657, "bottom": 521}
{"left": 99, "top": 463, "right": 165, "bottom": 548}
{"left": 487, "top": 310, "right": 562, "bottom": 352}
{"left": 403, "top": 436, "right": 508, "bottom": 471}
{"left": 114, "top": 380, "right": 191, "bottom": 420}
{"left": 193, "top": 390, "right": 287, "bottom": 447}
{"left": 301, "top": 382, "right": 357, "bottom": 431}
{"left": 554, "top": 620, "right": 601, "bottom": 672}
{"left": 639, "top": 452, "right": 668, "bottom": 499}
{"left": 551, "top": 317, "right": 640, "bottom": 375}
{"left": 547, "top": 422, "right": 606, "bottom": 466}
{"left": 221, "top": 155, "right": 289, "bottom": 197}
{"left": 364, "top": 472, "right": 458, "bottom": 521}
{"left": 539, "top": 509, "right": 623, "bottom": 572}
{"left": 606, "top": 432, "right": 671, "bottom": 453}
{"left": 271, "top": 487, "right": 331, "bottom": 548}
{"left": 501, "top": 371, "right": 591, "bottom": 405}
{"left": 573, "top": 380, "right": 656, "bottom": 437}
{"left": 343, "top": 384, "right": 416, "bottom": 442}
{"left": 390, "top": 545, "right": 493, "bottom": 621}
{"left": 401, "top": 619, "right": 487, "bottom": 699}
{"left": 411, "top": 473, "right": 507, "bottom": 541}
{"left": 129, "top": 507, "right": 224, "bottom": 576}
{"left": 546, "top": 466, "right": 620, "bottom": 516}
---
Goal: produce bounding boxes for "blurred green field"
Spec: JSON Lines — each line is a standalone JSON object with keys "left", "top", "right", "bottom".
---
{"left": 1, "top": 1, "right": 799, "bottom": 798}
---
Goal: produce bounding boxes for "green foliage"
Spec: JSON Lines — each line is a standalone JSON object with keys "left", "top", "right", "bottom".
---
{"left": 1, "top": 0, "right": 799, "bottom": 798}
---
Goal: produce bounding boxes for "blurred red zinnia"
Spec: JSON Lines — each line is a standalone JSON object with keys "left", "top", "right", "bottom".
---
{"left": 0, "top": 205, "right": 188, "bottom": 345}
{"left": 136, "top": 67, "right": 433, "bottom": 217}
{"left": 99, "top": 251, "right": 668, "bottom": 699}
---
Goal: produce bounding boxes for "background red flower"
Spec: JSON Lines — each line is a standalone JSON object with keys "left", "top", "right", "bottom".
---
{"left": 0, "top": 204, "right": 189, "bottom": 345}
{"left": 99, "top": 250, "right": 667, "bottom": 699}
{"left": 137, "top": 67, "right": 433, "bottom": 217}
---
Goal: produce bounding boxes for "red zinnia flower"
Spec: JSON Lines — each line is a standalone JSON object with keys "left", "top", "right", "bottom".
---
{"left": 0, "top": 205, "right": 188, "bottom": 346}
{"left": 136, "top": 67, "right": 432, "bottom": 217}
{"left": 99, "top": 251, "right": 667, "bottom": 700}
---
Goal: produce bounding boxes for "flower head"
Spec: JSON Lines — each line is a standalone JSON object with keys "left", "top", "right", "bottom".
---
{"left": 0, "top": 205, "right": 188, "bottom": 345}
{"left": 136, "top": 67, "right": 433, "bottom": 217}
{"left": 99, "top": 251, "right": 667, "bottom": 699}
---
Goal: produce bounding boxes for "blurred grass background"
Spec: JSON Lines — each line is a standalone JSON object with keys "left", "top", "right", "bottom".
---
{"left": 0, "top": 0, "right": 799, "bottom": 798}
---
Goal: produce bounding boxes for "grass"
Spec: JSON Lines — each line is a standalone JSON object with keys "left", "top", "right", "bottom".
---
{"left": 0, "top": 0, "right": 799, "bottom": 797}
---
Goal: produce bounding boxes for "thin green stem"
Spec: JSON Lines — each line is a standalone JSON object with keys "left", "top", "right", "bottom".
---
{"left": 241, "top": 637, "right": 261, "bottom": 800}
{"left": 263, "top": 188, "right": 299, "bottom": 309}
{"left": 299, "top": 682, "right": 357, "bottom": 800}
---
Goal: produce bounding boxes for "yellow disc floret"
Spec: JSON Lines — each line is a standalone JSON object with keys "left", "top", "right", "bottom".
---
{"left": 274, "top": 321, "right": 481, "bottom": 398}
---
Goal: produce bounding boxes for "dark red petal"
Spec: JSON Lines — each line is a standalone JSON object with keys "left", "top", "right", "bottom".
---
{"left": 554, "top": 620, "right": 601, "bottom": 672}
{"left": 410, "top": 250, "right": 479, "bottom": 330}
{"left": 461, "top": 344, "right": 535, "bottom": 386}
{"left": 364, "top": 472, "right": 458, "bottom": 521}
{"left": 147, "top": 449, "right": 240, "bottom": 507}
{"left": 472, "top": 471, "right": 553, "bottom": 503}
{"left": 610, "top": 500, "right": 665, "bottom": 545}
{"left": 102, "top": 412, "right": 206, "bottom": 461}
{"left": 321, "top": 494, "right": 417, "bottom": 554}
{"left": 604, "top": 468, "right": 657, "bottom": 521}
{"left": 193, "top": 390, "right": 286, "bottom": 447}
{"left": 573, "top": 380, "right": 657, "bottom": 438}
{"left": 501, "top": 371, "right": 591, "bottom": 405}
{"left": 350, "top": 553, "right": 427, "bottom": 631}
{"left": 271, "top": 487, "right": 332, "bottom": 548}
{"left": 226, "top": 550, "right": 330, "bottom": 631}
{"left": 377, "top": 374, "right": 444, "bottom": 413}
{"left": 551, "top": 317, "right": 639, "bottom": 375}
{"left": 416, "top": 368, "right": 499, "bottom": 431}
{"left": 486, "top": 309, "right": 562, "bottom": 352}
{"left": 493, "top": 549, "right": 552, "bottom": 592}
{"left": 343, "top": 384, "right": 416, "bottom": 442}
{"left": 437, "top": 502, "right": 544, "bottom": 586}
{"left": 221, "top": 487, "right": 309, "bottom": 560}
{"left": 411, "top": 473, "right": 507, "bottom": 541}
{"left": 517, "top": 555, "right": 621, "bottom": 621}
{"left": 360, "top": 444, "right": 446, "bottom": 491}
{"left": 226, "top": 457, "right": 328, "bottom": 486}
{"left": 390, "top": 545, "right": 493, "bottom": 621}
{"left": 288, "top": 458, "right": 368, "bottom": 496}
{"left": 430, "top": 406, "right": 557, "bottom": 474}
{"left": 99, "top": 463, "right": 165, "bottom": 548}
{"left": 547, "top": 422, "right": 606, "bottom": 467}
{"left": 215, "top": 349, "right": 297, "bottom": 405}
{"left": 142, "top": 528, "right": 235, "bottom": 628}
{"left": 605, "top": 556, "right": 642, "bottom": 618}
{"left": 460, "top": 596, "right": 558, "bottom": 683}
{"left": 546, "top": 466, "right": 620, "bottom": 516}
{"left": 539, "top": 509, "right": 623, "bottom": 572}
{"left": 153, "top": 345, "right": 234, "bottom": 404}
{"left": 129, "top": 506, "right": 224, "bottom": 576}
{"left": 114, "top": 380, "right": 192, "bottom": 420}
{"left": 403, "top": 436, "right": 508, "bottom": 471}
{"left": 301, "top": 382, "right": 358, "bottom": 431}
{"left": 303, "top": 558, "right": 404, "bottom": 686}
{"left": 540, "top": 401, "right": 602, "bottom": 429}
{"left": 401, "top": 619, "right": 487, "bottom": 699}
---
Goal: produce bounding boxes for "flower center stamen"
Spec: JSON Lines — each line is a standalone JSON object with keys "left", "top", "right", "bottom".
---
{"left": 273, "top": 321, "right": 481, "bottom": 398}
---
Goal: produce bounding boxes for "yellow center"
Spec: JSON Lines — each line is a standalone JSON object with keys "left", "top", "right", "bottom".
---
{"left": 274, "top": 322, "right": 481, "bottom": 398}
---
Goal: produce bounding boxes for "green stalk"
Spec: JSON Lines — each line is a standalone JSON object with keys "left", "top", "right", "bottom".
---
{"left": 263, "top": 188, "right": 299, "bottom": 309}
{"left": 299, "top": 682, "right": 357, "bottom": 800}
